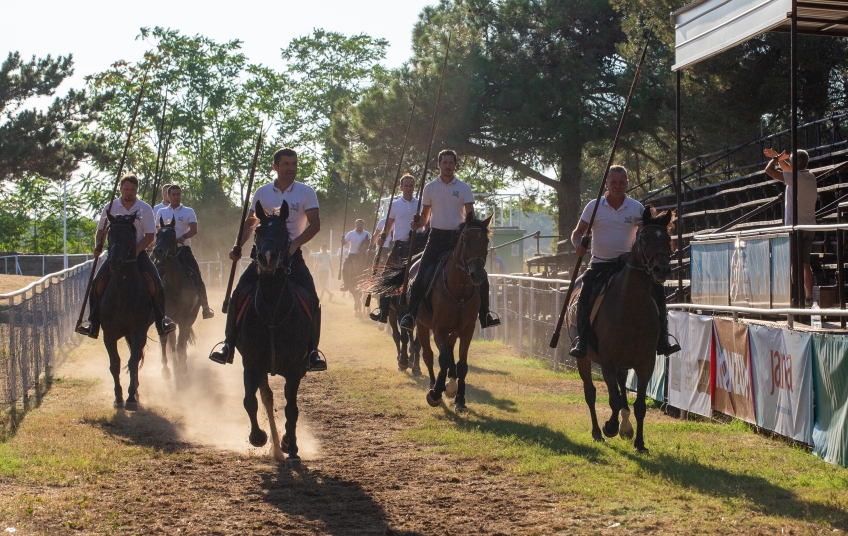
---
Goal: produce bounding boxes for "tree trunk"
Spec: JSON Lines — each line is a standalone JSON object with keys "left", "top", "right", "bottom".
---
{"left": 557, "top": 143, "right": 584, "bottom": 239}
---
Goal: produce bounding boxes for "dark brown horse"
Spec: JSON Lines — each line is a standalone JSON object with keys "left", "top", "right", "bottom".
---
{"left": 566, "top": 207, "right": 674, "bottom": 453}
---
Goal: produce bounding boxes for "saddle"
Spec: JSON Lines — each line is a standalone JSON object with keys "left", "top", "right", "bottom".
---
{"left": 92, "top": 271, "right": 157, "bottom": 305}
{"left": 419, "top": 251, "right": 452, "bottom": 313}
{"left": 234, "top": 280, "right": 315, "bottom": 328}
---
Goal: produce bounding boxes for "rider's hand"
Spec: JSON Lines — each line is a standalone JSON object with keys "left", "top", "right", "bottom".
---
{"left": 93, "top": 247, "right": 103, "bottom": 260}
{"left": 229, "top": 245, "right": 242, "bottom": 262}
{"left": 576, "top": 244, "right": 587, "bottom": 257}
{"left": 377, "top": 237, "right": 385, "bottom": 248}
{"left": 411, "top": 219, "right": 422, "bottom": 231}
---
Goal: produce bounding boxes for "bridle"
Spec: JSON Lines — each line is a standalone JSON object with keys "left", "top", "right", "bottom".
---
{"left": 629, "top": 224, "right": 671, "bottom": 275}
{"left": 108, "top": 221, "right": 137, "bottom": 268}
{"left": 255, "top": 217, "right": 293, "bottom": 276}
{"left": 154, "top": 227, "right": 178, "bottom": 261}
{"left": 453, "top": 226, "right": 488, "bottom": 277}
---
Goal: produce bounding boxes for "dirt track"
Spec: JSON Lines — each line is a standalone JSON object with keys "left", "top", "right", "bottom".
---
{"left": 5, "top": 289, "right": 567, "bottom": 535}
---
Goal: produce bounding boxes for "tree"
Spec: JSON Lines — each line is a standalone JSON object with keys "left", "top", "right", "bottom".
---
{"left": 0, "top": 52, "right": 107, "bottom": 183}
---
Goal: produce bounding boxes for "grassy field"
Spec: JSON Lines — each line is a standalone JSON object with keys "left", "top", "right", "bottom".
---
{"left": 1, "top": 294, "right": 846, "bottom": 534}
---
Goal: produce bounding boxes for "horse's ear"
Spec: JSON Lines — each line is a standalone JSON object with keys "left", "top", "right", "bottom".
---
{"left": 255, "top": 200, "right": 268, "bottom": 221}
{"left": 658, "top": 209, "right": 673, "bottom": 227}
{"left": 466, "top": 211, "right": 474, "bottom": 225}
{"left": 168, "top": 218, "right": 175, "bottom": 228}
{"left": 483, "top": 213, "right": 493, "bottom": 228}
{"left": 280, "top": 200, "right": 289, "bottom": 220}
{"left": 159, "top": 215, "right": 164, "bottom": 227}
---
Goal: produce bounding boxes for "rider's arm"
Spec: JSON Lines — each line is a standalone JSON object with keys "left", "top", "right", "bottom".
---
{"left": 414, "top": 206, "right": 431, "bottom": 230}
{"left": 137, "top": 233, "right": 155, "bottom": 256}
{"left": 94, "top": 228, "right": 106, "bottom": 257}
{"left": 178, "top": 222, "right": 198, "bottom": 244}
{"left": 464, "top": 202, "right": 474, "bottom": 220}
{"left": 572, "top": 220, "right": 590, "bottom": 257}
{"left": 292, "top": 208, "right": 320, "bottom": 255}
{"left": 229, "top": 210, "right": 257, "bottom": 261}
{"left": 379, "top": 218, "right": 395, "bottom": 246}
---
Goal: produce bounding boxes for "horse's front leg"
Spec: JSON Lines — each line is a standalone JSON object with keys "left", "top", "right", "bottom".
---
{"left": 283, "top": 375, "right": 302, "bottom": 468}
{"left": 410, "top": 335, "right": 422, "bottom": 377}
{"left": 159, "top": 331, "right": 170, "bottom": 380}
{"left": 259, "top": 375, "right": 285, "bottom": 462}
{"left": 124, "top": 333, "right": 145, "bottom": 411}
{"left": 104, "top": 335, "right": 124, "bottom": 409}
{"left": 633, "top": 366, "right": 651, "bottom": 454}
{"left": 617, "top": 368, "right": 634, "bottom": 440}
{"left": 176, "top": 329, "right": 189, "bottom": 376}
{"left": 426, "top": 329, "right": 452, "bottom": 407}
{"left": 453, "top": 332, "right": 472, "bottom": 414}
{"left": 243, "top": 367, "right": 267, "bottom": 448}
{"left": 577, "top": 357, "right": 603, "bottom": 442}
{"left": 418, "top": 325, "right": 436, "bottom": 388}
{"left": 601, "top": 358, "right": 623, "bottom": 438}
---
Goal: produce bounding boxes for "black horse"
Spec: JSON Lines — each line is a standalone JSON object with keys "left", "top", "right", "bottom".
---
{"left": 152, "top": 217, "right": 200, "bottom": 379}
{"left": 99, "top": 213, "right": 155, "bottom": 410}
{"left": 237, "top": 200, "right": 316, "bottom": 466}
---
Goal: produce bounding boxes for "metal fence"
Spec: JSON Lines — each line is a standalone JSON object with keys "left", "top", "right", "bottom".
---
{"left": 0, "top": 260, "right": 93, "bottom": 413}
{"left": 1, "top": 254, "right": 93, "bottom": 276}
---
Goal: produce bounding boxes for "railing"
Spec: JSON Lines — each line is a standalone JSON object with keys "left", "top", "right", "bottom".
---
{"left": 1, "top": 254, "right": 93, "bottom": 276}
{"left": 198, "top": 261, "right": 224, "bottom": 287}
{"left": 0, "top": 260, "right": 94, "bottom": 413}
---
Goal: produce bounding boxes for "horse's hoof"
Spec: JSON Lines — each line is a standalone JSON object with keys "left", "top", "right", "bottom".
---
{"left": 603, "top": 420, "right": 619, "bottom": 438}
{"left": 454, "top": 402, "right": 468, "bottom": 415}
{"left": 592, "top": 433, "right": 606, "bottom": 443}
{"left": 161, "top": 368, "right": 171, "bottom": 380}
{"left": 114, "top": 399, "right": 124, "bottom": 409}
{"left": 285, "top": 456, "right": 302, "bottom": 470}
{"left": 249, "top": 429, "right": 268, "bottom": 448}
{"left": 411, "top": 367, "right": 422, "bottom": 377}
{"left": 445, "top": 377, "right": 458, "bottom": 398}
{"left": 124, "top": 400, "right": 138, "bottom": 412}
{"left": 426, "top": 390, "right": 441, "bottom": 407}
{"left": 635, "top": 445, "right": 650, "bottom": 455}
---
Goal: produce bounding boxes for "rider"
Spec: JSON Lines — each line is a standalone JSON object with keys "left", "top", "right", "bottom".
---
{"left": 370, "top": 173, "right": 417, "bottom": 323}
{"left": 568, "top": 165, "right": 680, "bottom": 359}
{"left": 399, "top": 150, "right": 501, "bottom": 332}
{"left": 156, "top": 184, "right": 215, "bottom": 319}
{"left": 153, "top": 183, "right": 171, "bottom": 216}
{"left": 76, "top": 174, "right": 176, "bottom": 339}
{"left": 209, "top": 147, "right": 327, "bottom": 371}
{"left": 339, "top": 219, "right": 372, "bottom": 293}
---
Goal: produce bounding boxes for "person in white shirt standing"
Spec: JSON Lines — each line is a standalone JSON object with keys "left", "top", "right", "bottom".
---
{"left": 153, "top": 183, "right": 171, "bottom": 217}
{"left": 156, "top": 184, "right": 214, "bottom": 319}
{"left": 209, "top": 148, "right": 326, "bottom": 371}
{"left": 76, "top": 174, "right": 176, "bottom": 339}
{"left": 340, "top": 219, "right": 372, "bottom": 293}
{"left": 400, "top": 150, "right": 500, "bottom": 332}
{"left": 370, "top": 173, "right": 418, "bottom": 323}
{"left": 568, "top": 165, "right": 680, "bottom": 359}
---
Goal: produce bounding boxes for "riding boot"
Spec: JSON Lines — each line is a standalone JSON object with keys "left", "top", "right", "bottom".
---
{"left": 308, "top": 305, "right": 327, "bottom": 371}
{"left": 569, "top": 278, "right": 594, "bottom": 359}
{"left": 478, "top": 277, "right": 500, "bottom": 329}
{"left": 209, "top": 296, "right": 239, "bottom": 364}
{"left": 76, "top": 306, "right": 101, "bottom": 339}
{"left": 369, "top": 295, "right": 390, "bottom": 323}
{"left": 654, "top": 283, "right": 681, "bottom": 356}
{"left": 400, "top": 276, "right": 424, "bottom": 332}
{"left": 152, "top": 289, "right": 176, "bottom": 336}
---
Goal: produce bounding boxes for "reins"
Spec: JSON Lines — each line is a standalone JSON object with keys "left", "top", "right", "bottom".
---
{"left": 442, "top": 225, "right": 487, "bottom": 311}
{"left": 627, "top": 224, "right": 671, "bottom": 275}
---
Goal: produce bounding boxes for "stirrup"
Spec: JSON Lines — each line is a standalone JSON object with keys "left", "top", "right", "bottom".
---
{"left": 480, "top": 311, "right": 501, "bottom": 329}
{"left": 209, "top": 341, "right": 234, "bottom": 364}
{"left": 202, "top": 307, "right": 214, "bottom": 319}
{"left": 308, "top": 349, "right": 327, "bottom": 372}
{"left": 569, "top": 337, "right": 588, "bottom": 359}
{"left": 400, "top": 314, "right": 415, "bottom": 332}
{"left": 75, "top": 322, "right": 99, "bottom": 340}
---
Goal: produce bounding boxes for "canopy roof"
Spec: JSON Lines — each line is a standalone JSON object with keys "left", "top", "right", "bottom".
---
{"left": 672, "top": 0, "right": 848, "bottom": 71}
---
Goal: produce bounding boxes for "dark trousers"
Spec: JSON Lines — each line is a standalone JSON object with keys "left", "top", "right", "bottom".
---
{"left": 89, "top": 250, "right": 165, "bottom": 326}
{"left": 342, "top": 250, "right": 368, "bottom": 290}
{"left": 175, "top": 246, "right": 210, "bottom": 308}
{"left": 224, "top": 249, "right": 317, "bottom": 345}
{"left": 407, "top": 229, "right": 491, "bottom": 318}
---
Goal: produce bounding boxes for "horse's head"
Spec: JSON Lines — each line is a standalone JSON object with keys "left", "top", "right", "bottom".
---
{"left": 106, "top": 212, "right": 138, "bottom": 272}
{"left": 152, "top": 216, "right": 177, "bottom": 265}
{"left": 454, "top": 212, "right": 493, "bottom": 286}
{"left": 254, "top": 200, "right": 292, "bottom": 275}
{"left": 635, "top": 205, "right": 675, "bottom": 284}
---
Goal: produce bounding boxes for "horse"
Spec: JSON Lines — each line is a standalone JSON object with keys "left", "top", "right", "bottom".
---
{"left": 565, "top": 206, "right": 674, "bottom": 454}
{"left": 99, "top": 213, "right": 155, "bottom": 410}
{"left": 236, "top": 200, "right": 315, "bottom": 466}
{"left": 151, "top": 216, "right": 200, "bottom": 379}
{"left": 346, "top": 247, "right": 374, "bottom": 317}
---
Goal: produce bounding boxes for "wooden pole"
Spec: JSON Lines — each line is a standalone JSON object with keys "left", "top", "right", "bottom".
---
{"left": 549, "top": 29, "right": 652, "bottom": 348}
{"left": 75, "top": 71, "right": 148, "bottom": 331}
{"left": 222, "top": 123, "right": 263, "bottom": 314}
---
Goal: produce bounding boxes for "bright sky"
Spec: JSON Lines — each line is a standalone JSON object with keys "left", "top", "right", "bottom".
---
{"left": 2, "top": 0, "right": 435, "bottom": 91}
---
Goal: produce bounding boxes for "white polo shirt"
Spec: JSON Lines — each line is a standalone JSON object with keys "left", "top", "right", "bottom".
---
{"left": 422, "top": 176, "right": 474, "bottom": 230}
{"left": 782, "top": 170, "right": 817, "bottom": 225}
{"left": 153, "top": 201, "right": 168, "bottom": 216}
{"left": 388, "top": 197, "right": 419, "bottom": 241}
{"left": 157, "top": 204, "right": 198, "bottom": 247}
{"left": 580, "top": 195, "right": 644, "bottom": 263}
{"left": 97, "top": 198, "right": 156, "bottom": 245}
{"left": 344, "top": 230, "right": 372, "bottom": 254}
{"left": 375, "top": 218, "right": 391, "bottom": 249}
{"left": 250, "top": 181, "right": 319, "bottom": 241}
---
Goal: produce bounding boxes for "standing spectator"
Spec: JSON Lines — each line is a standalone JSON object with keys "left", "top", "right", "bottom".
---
{"left": 314, "top": 243, "right": 334, "bottom": 301}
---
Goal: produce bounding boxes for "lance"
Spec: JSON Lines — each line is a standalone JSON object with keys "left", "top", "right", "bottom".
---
{"left": 549, "top": 28, "right": 653, "bottom": 349}
{"left": 400, "top": 32, "right": 451, "bottom": 305}
{"left": 362, "top": 151, "right": 393, "bottom": 308}
{"left": 222, "top": 123, "right": 263, "bottom": 314}
{"left": 338, "top": 157, "right": 353, "bottom": 280}
{"left": 75, "top": 70, "right": 148, "bottom": 332}
{"left": 149, "top": 96, "right": 168, "bottom": 206}
{"left": 152, "top": 113, "right": 177, "bottom": 205}
{"left": 364, "top": 96, "right": 418, "bottom": 308}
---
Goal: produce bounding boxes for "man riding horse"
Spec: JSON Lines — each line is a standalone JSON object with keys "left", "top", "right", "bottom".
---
{"left": 155, "top": 184, "right": 214, "bottom": 320}
{"left": 339, "top": 219, "right": 372, "bottom": 293}
{"left": 209, "top": 147, "right": 327, "bottom": 372}
{"left": 399, "top": 150, "right": 500, "bottom": 332}
{"left": 568, "top": 165, "right": 680, "bottom": 359}
{"left": 370, "top": 173, "right": 419, "bottom": 323}
{"left": 76, "top": 174, "right": 176, "bottom": 339}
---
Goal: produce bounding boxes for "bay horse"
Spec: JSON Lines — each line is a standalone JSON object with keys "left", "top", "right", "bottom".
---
{"left": 237, "top": 200, "right": 315, "bottom": 466}
{"left": 152, "top": 217, "right": 200, "bottom": 379}
{"left": 99, "top": 213, "right": 155, "bottom": 410}
{"left": 566, "top": 206, "right": 674, "bottom": 453}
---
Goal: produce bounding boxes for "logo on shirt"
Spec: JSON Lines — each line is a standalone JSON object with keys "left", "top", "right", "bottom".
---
{"left": 452, "top": 190, "right": 460, "bottom": 198}
{"left": 289, "top": 202, "right": 300, "bottom": 213}
{"left": 624, "top": 215, "right": 633, "bottom": 225}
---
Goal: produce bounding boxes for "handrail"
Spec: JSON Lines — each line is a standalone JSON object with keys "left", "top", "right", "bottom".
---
{"left": 0, "top": 259, "right": 94, "bottom": 299}
{"left": 489, "top": 273, "right": 570, "bottom": 284}
{"left": 669, "top": 302, "right": 848, "bottom": 317}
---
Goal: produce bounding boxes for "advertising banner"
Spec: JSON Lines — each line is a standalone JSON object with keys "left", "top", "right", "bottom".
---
{"left": 811, "top": 334, "right": 848, "bottom": 467}
{"left": 749, "top": 325, "right": 813, "bottom": 444}
{"left": 712, "top": 318, "right": 756, "bottom": 424}
{"left": 667, "top": 311, "right": 712, "bottom": 417}
{"left": 626, "top": 354, "right": 666, "bottom": 403}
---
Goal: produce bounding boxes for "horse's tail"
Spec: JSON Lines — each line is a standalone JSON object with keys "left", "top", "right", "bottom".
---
{"left": 187, "top": 327, "right": 196, "bottom": 346}
{"left": 362, "top": 257, "right": 409, "bottom": 296}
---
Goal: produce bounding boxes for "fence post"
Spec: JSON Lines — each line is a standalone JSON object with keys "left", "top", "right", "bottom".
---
{"left": 529, "top": 279, "right": 535, "bottom": 359}
{"left": 502, "top": 278, "right": 508, "bottom": 345}
{"left": 554, "top": 281, "right": 561, "bottom": 371}
{"left": 518, "top": 280, "right": 524, "bottom": 354}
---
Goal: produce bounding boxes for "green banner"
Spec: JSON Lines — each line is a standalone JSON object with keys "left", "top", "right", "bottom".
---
{"left": 811, "top": 334, "right": 848, "bottom": 467}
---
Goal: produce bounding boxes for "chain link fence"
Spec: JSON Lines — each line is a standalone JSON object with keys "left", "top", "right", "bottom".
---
{"left": 1, "top": 260, "right": 93, "bottom": 413}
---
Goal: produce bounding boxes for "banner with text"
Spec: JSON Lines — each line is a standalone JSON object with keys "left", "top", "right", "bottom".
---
{"left": 667, "top": 311, "right": 712, "bottom": 417}
{"left": 811, "top": 334, "right": 848, "bottom": 467}
{"left": 749, "top": 325, "right": 813, "bottom": 444}
{"left": 712, "top": 318, "right": 756, "bottom": 423}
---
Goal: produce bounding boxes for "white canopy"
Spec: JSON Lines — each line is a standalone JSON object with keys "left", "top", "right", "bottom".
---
{"left": 672, "top": 0, "right": 848, "bottom": 71}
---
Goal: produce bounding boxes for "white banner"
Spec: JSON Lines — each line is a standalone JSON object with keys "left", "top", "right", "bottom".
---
{"left": 749, "top": 325, "right": 814, "bottom": 444}
{"left": 667, "top": 311, "right": 712, "bottom": 417}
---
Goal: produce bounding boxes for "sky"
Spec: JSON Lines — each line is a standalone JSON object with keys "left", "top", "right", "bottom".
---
{"left": 2, "top": 0, "right": 435, "bottom": 91}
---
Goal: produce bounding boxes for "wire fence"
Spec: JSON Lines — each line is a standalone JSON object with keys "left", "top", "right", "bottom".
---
{"left": 0, "top": 260, "right": 93, "bottom": 413}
